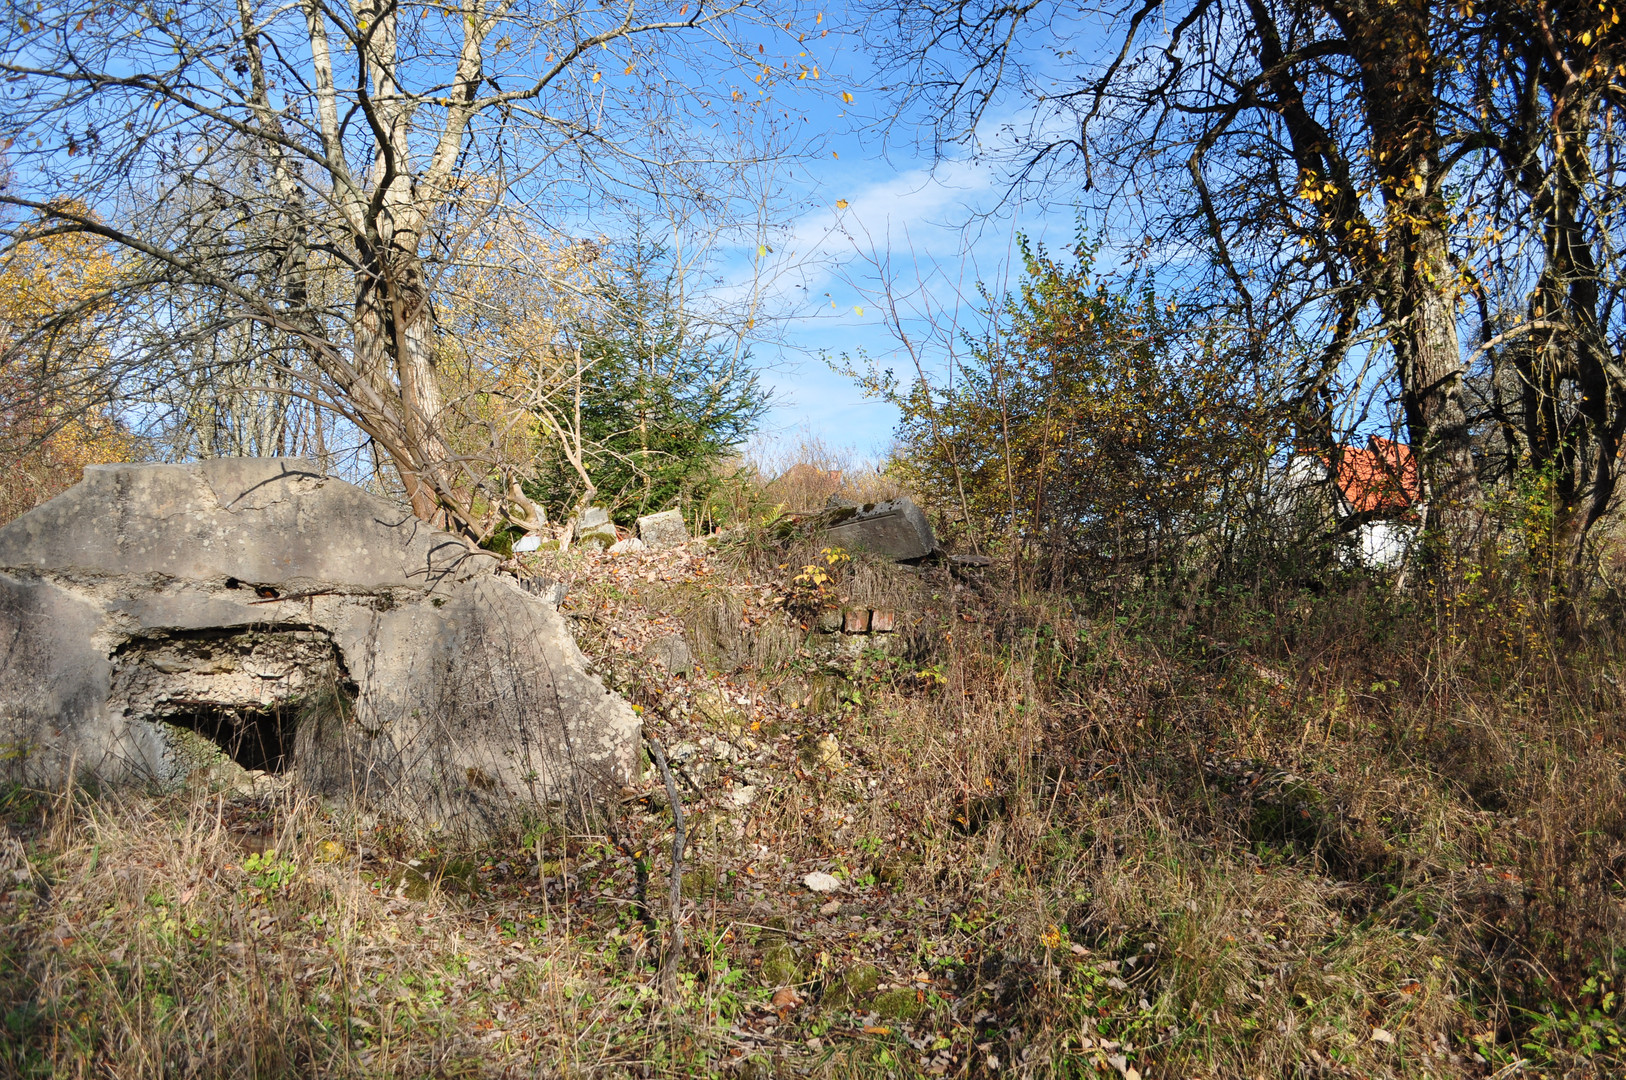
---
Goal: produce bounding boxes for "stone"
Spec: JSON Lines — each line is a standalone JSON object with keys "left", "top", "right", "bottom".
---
{"left": 635, "top": 509, "right": 689, "bottom": 549}
{"left": 607, "top": 537, "right": 645, "bottom": 555}
{"left": 818, "top": 498, "right": 937, "bottom": 561}
{"left": 664, "top": 735, "right": 742, "bottom": 785}
{"left": 692, "top": 686, "right": 745, "bottom": 729}
{"left": 641, "top": 633, "right": 693, "bottom": 675}
{"left": 512, "top": 533, "right": 543, "bottom": 553}
{"left": 760, "top": 941, "right": 802, "bottom": 987}
{"left": 800, "top": 733, "right": 842, "bottom": 769}
{"left": 0, "top": 459, "right": 640, "bottom": 840}
{"left": 575, "top": 507, "right": 616, "bottom": 550}
{"left": 802, "top": 870, "right": 842, "bottom": 893}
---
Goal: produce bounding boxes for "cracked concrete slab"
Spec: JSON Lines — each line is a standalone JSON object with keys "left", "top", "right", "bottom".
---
{"left": 0, "top": 459, "right": 641, "bottom": 838}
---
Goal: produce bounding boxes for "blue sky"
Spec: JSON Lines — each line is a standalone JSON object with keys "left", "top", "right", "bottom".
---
{"left": 729, "top": 11, "right": 1092, "bottom": 464}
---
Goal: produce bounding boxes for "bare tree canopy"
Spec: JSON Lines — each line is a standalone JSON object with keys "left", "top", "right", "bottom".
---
{"left": 0, "top": 0, "right": 802, "bottom": 536}
{"left": 861, "top": 0, "right": 1626, "bottom": 569}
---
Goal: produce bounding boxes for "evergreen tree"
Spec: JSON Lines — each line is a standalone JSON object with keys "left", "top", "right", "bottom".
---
{"left": 530, "top": 246, "right": 768, "bottom": 525}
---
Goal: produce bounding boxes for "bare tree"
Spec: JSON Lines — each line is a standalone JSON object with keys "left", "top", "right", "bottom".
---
{"left": 857, "top": 1, "right": 1530, "bottom": 555}
{"left": 0, "top": 0, "right": 800, "bottom": 536}
{"left": 1462, "top": 2, "right": 1626, "bottom": 575}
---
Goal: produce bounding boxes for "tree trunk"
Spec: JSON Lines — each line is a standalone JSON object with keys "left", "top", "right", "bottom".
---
{"left": 354, "top": 245, "right": 453, "bottom": 525}
{"left": 1394, "top": 218, "right": 1482, "bottom": 543}
{"left": 1332, "top": 0, "right": 1484, "bottom": 553}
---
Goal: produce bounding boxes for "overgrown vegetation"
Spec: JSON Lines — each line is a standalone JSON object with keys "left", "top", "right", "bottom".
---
{"left": 4, "top": 451, "right": 1624, "bottom": 1076}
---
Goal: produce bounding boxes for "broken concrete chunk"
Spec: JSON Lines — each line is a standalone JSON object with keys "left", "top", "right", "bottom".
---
{"left": 575, "top": 508, "right": 617, "bottom": 551}
{"left": 636, "top": 509, "right": 689, "bottom": 549}
{"left": 818, "top": 498, "right": 937, "bottom": 561}
{"left": 607, "top": 537, "right": 646, "bottom": 555}
{"left": 0, "top": 459, "right": 640, "bottom": 840}
{"left": 802, "top": 871, "right": 842, "bottom": 893}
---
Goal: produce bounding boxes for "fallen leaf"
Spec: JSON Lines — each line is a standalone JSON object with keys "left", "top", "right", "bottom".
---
{"left": 1371, "top": 1027, "right": 1395, "bottom": 1044}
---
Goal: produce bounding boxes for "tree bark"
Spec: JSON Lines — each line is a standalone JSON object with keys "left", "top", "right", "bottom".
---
{"left": 1329, "top": 0, "right": 1484, "bottom": 550}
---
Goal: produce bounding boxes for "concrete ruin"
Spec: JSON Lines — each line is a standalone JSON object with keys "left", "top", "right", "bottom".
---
{"left": 0, "top": 459, "right": 641, "bottom": 837}
{"left": 819, "top": 499, "right": 938, "bottom": 562}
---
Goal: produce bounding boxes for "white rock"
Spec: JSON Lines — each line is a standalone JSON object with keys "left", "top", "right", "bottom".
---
{"left": 636, "top": 509, "right": 689, "bottom": 549}
{"left": 802, "top": 871, "right": 842, "bottom": 892}
{"left": 607, "top": 537, "right": 646, "bottom": 555}
{"left": 513, "top": 533, "right": 543, "bottom": 553}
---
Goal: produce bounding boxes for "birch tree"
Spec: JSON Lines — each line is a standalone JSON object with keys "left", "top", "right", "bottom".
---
{"left": 0, "top": 0, "right": 798, "bottom": 536}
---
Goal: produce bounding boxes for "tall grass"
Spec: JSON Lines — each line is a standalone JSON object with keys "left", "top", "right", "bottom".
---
{"left": 4, "top": 508, "right": 1624, "bottom": 1078}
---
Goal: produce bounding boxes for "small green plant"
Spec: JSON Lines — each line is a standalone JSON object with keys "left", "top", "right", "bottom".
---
{"left": 241, "top": 849, "right": 296, "bottom": 894}
{"left": 1521, "top": 971, "right": 1626, "bottom": 1063}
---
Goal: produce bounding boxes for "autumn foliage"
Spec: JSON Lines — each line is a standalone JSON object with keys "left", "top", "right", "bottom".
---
{"left": 0, "top": 222, "right": 133, "bottom": 524}
{"left": 891, "top": 243, "right": 1277, "bottom": 582}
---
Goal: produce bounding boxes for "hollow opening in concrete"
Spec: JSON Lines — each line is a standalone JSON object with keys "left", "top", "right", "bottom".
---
{"left": 109, "top": 626, "right": 356, "bottom": 774}
{"left": 159, "top": 702, "right": 296, "bottom": 771}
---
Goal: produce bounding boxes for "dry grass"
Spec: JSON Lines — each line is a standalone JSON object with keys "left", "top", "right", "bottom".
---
{"left": 4, "top": 530, "right": 1625, "bottom": 1079}
{"left": 745, "top": 431, "right": 909, "bottom": 513}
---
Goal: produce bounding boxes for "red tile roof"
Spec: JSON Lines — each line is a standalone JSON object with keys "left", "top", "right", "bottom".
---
{"left": 1333, "top": 437, "right": 1420, "bottom": 514}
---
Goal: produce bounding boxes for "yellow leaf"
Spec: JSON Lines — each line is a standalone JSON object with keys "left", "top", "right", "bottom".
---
{"left": 1583, "top": 30, "right": 1593, "bottom": 45}
{"left": 836, "top": 199, "right": 848, "bottom": 209}
{"left": 623, "top": 64, "right": 635, "bottom": 75}
{"left": 854, "top": 306, "right": 863, "bottom": 317}
{"left": 757, "top": 244, "right": 767, "bottom": 258}
{"left": 840, "top": 91, "right": 854, "bottom": 104}
{"left": 592, "top": 71, "right": 601, "bottom": 82}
